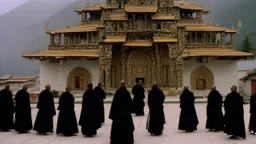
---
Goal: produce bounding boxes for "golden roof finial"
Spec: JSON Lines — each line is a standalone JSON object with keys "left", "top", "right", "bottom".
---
{"left": 36, "top": 46, "right": 40, "bottom": 52}
{"left": 92, "top": 2, "right": 96, "bottom": 7}
{"left": 20, "top": 48, "right": 24, "bottom": 55}
{"left": 74, "top": 5, "right": 77, "bottom": 11}
{"left": 208, "top": 5, "right": 211, "bottom": 10}
{"left": 86, "top": 0, "right": 90, "bottom": 8}
{"left": 232, "top": 25, "right": 234, "bottom": 30}
{"left": 66, "top": 25, "right": 70, "bottom": 29}
{"left": 44, "top": 23, "right": 48, "bottom": 31}
{"left": 194, "top": 0, "right": 197, "bottom": 4}
{"left": 209, "top": 20, "right": 212, "bottom": 25}
{"left": 238, "top": 20, "right": 242, "bottom": 29}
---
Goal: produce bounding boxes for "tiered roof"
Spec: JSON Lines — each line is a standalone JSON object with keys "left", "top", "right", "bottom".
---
{"left": 47, "top": 24, "right": 104, "bottom": 34}
{"left": 183, "top": 49, "right": 253, "bottom": 57}
{"left": 174, "top": 1, "right": 203, "bottom": 10}
{"left": 125, "top": 5, "right": 158, "bottom": 13}
{"left": 23, "top": 50, "right": 99, "bottom": 59}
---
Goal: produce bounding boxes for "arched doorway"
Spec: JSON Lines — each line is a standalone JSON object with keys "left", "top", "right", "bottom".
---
{"left": 191, "top": 65, "right": 214, "bottom": 90}
{"left": 67, "top": 67, "right": 91, "bottom": 90}
{"left": 127, "top": 49, "right": 154, "bottom": 87}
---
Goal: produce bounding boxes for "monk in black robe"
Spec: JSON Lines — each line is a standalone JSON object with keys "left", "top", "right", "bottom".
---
{"left": 249, "top": 92, "right": 256, "bottom": 134}
{"left": 0, "top": 85, "right": 14, "bottom": 131}
{"left": 224, "top": 85, "right": 246, "bottom": 139}
{"left": 206, "top": 86, "right": 224, "bottom": 132}
{"left": 79, "top": 84, "right": 101, "bottom": 137}
{"left": 178, "top": 86, "right": 199, "bottom": 132}
{"left": 14, "top": 86, "right": 33, "bottom": 133}
{"left": 132, "top": 80, "right": 145, "bottom": 116}
{"left": 56, "top": 87, "right": 78, "bottom": 136}
{"left": 34, "top": 85, "right": 56, "bottom": 134}
{"left": 94, "top": 83, "right": 106, "bottom": 123}
{"left": 146, "top": 82, "right": 165, "bottom": 136}
{"left": 109, "top": 80, "right": 134, "bottom": 144}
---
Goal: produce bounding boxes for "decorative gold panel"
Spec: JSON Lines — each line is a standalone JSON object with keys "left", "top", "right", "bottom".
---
{"left": 67, "top": 67, "right": 92, "bottom": 90}
{"left": 191, "top": 65, "right": 214, "bottom": 90}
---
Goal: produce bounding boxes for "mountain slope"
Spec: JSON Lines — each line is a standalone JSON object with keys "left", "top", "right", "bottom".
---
{"left": 0, "top": 0, "right": 103, "bottom": 76}
{"left": 206, "top": 0, "right": 256, "bottom": 50}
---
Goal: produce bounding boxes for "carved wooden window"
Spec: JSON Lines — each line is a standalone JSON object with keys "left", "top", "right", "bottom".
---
{"left": 157, "top": 23, "right": 162, "bottom": 31}
{"left": 117, "top": 2, "right": 122, "bottom": 8}
{"left": 197, "top": 33, "right": 203, "bottom": 43}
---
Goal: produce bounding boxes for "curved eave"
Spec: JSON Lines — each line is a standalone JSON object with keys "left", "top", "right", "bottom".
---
{"left": 22, "top": 50, "right": 100, "bottom": 60}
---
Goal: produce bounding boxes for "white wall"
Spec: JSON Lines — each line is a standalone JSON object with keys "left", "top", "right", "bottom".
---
{"left": 183, "top": 60, "right": 238, "bottom": 96}
{"left": 40, "top": 60, "right": 99, "bottom": 91}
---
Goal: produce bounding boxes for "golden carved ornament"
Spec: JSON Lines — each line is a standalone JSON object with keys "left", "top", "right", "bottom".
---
{"left": 191, "top": 65, "right": 214, "bottom": 90}
{"left": 67, "top": 67, "right": 92, "bottom": 90}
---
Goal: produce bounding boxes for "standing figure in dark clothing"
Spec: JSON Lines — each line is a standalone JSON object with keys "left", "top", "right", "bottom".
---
{"left": 249, "top": 92, "right": 256, "bottom": 134}
{"left": 34, "top": 85, "right": 56, "bottom": 134}
{"left": 94, "top": 83, "right": 106, "bottom": 124}
{"left": 56, "top": 87, "right": 78, "bottom": 136}
{"left": 14, "top": 85, "right": 33, "bottom": 133}
{"left": 224, "top": 85, "right": 246, "bottom": 139}
{"left": 178, "top": 86, "right": 199, "bottom": 132}
{"left": 132, "top": 80, "right": 145, "bottom": 116}
{"left": 146, "top": 82, "right": 165, "bottom": 136}
{"left": 109, "top": 80, "right": 135, "bottom": 144}
{"left": 0, "top": 85, "right": 14, "bottom": 131}
{"left": 79, "top": 84, "right": 101, "bottom": 137}
{"left": 206, "top": 86, "right": 224, "bottom": 132}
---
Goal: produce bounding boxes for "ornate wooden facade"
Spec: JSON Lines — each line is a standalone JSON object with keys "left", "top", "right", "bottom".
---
{"left": 23, "top": 0, "right": 253, "bottom": 90}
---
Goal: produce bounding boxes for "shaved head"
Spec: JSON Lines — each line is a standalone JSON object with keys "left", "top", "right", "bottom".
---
{"left": 120, "top": 80, "right": 126, "bottom": 87}
{"left": 152, "top": 81, "right": 158, "bottom": 88}
{"left": 23, "top": 85, "right": 28, "bottom": 91}
{"left": 5, "top": 84, "right": 10, "bottom": 90}
{"left": 184, "top": 86, "right": 189, "bottom": 90}
{"left": 211, "top": 85, "right": 216, "bottom": 90}
{"left": 65, "top": 87, "right": 71, "bottom": 92}
{"left": 45, "top": 84, "right": 51, "bottom": 90}
{"left": 231, "top": 85, "right": 237, "bottom": 92}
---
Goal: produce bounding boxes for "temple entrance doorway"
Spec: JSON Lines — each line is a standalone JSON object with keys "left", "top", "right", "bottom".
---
{"left": 67, "top": 67, "right": 91, "bottom": 90}
{"left": 191, "top": 65, "right": 214, "bottom": 90}
{"left": 127, "top": 49, "right": 154, "bottom": 87}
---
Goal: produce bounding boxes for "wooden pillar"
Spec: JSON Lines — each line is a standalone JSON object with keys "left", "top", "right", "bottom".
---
{"left": 155, "top": 44, "right": 161, "bottom": 86}
{"left": 203, "top": 33, "right": 206, "bottom": 44}
{"left": 145, "top": 14, "right": 147, "bottom": 31}
{"left": 50, "top": 34, "right": 54, "bottom": 45}
{"left": 99, "top": 45, "right": 105, "bottom": 85}
{"left": 104, "top": 44, "right": 112, "bottom": 90}
{"left": 133, "top": 14, "right": 135, "bottom": 30}
{"left": 91, "top": 33, "right": 93, "bottom": 44}
{"left": 209, "top": 33, "right": 212, "bottom": 44}
{"left": 86, "top": 33, "right": 89, "bottom": 44}
{"left": 121, "top": 46, "right": 126, "bottom": 81}
{"left": 195, "top": 33, "right": 197, "bottom": 44}
{"left": 231, "top": 33, "right": 235, "bottom": 48}
{"left": 189, "top": 33, "right": 192, "bottom": 43}
{"left": 64, "top": 34, "right": 68, "bottom": 45}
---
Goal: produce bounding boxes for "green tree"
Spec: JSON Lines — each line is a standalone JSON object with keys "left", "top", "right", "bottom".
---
{"left": 241, "top": 36, "right": 254, "bottom": 52}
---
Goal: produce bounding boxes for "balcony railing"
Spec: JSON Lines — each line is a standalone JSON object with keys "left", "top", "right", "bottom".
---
{"left": 48, "top": 44, "right": 99, "bottom": 50}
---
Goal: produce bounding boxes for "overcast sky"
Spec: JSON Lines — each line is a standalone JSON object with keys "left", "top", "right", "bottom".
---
{"left": 0, "top": 0, "right": 29, "bottom": 15}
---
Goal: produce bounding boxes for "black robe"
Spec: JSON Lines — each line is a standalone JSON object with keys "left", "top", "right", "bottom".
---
{"left": 178, "top": 89, "right": 199, "bottom": 131}
{"left": 132, "top": 84, "right": 145, "bottom": 115}
{"left": 0, "top": 88, "right": 14, "bottom": 131}
{"left": 206, "top": 90, "right": 224, "bottom": 130}
{"left": 94, "top": 86, "right": 106, "bottom": 123}
{"left": 34, "top": 90, "right": 56, "bottom": 133}
{"left": 14, "top": 89, "right": 33, "bottom": 132}
{"left": 79, "top": 89, "right": 101, "bottom": 136}
{"left": 109, "top": 87, "right": 135, "bottom": 144}
{"left": 146, "top": 87, "right": 165, "bottom": 135}
{"left": 224, "top": 91, "right": 246, "bottom": 139}
{"left": 56, "top": 91, "right": 78, "bottom": 135}
{"left": 249, "top": 93, "right": 256, "bottom": 132}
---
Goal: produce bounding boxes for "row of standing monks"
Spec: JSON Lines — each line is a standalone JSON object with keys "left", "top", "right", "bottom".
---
{"left": 0, "top": 81, "right": 253, "bottom": 143}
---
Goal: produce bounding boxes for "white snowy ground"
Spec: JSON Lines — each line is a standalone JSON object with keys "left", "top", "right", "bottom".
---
{"left": 0, "top": 104, "right": 255, "bottom": 144}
